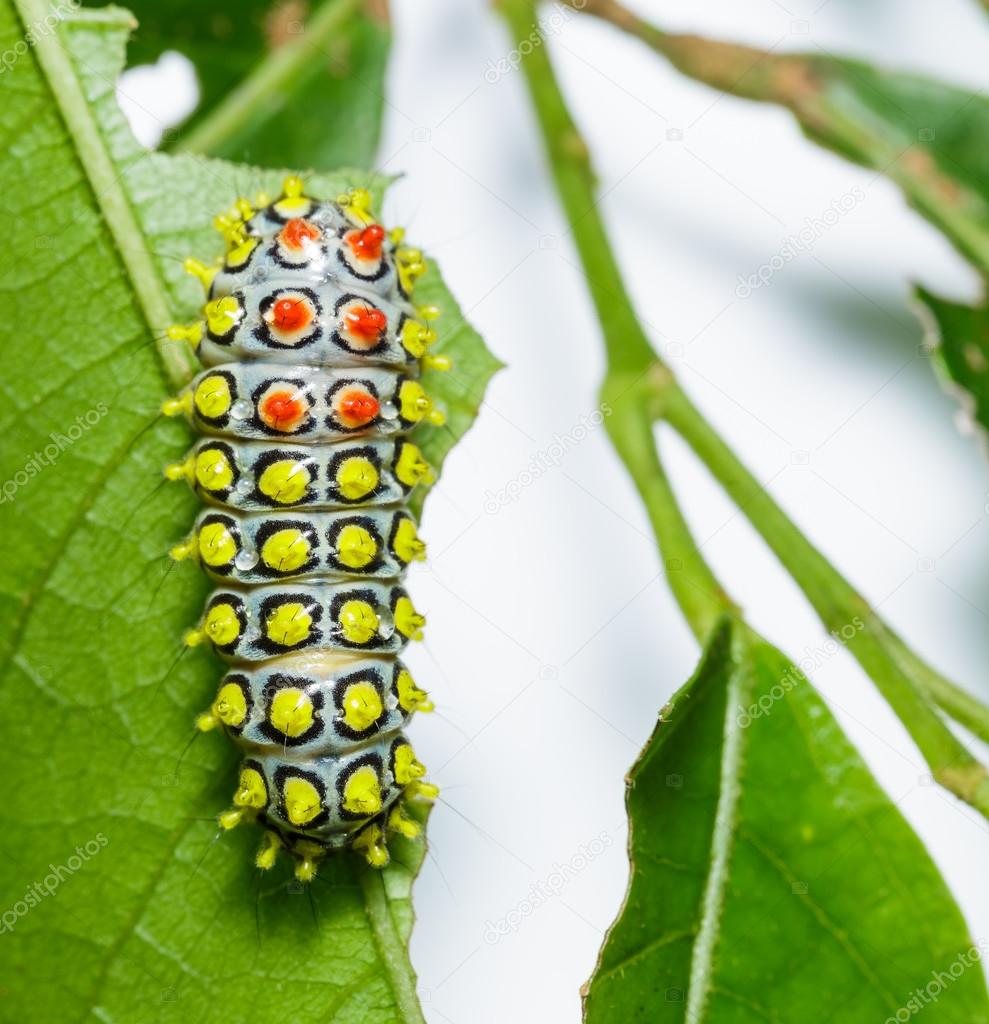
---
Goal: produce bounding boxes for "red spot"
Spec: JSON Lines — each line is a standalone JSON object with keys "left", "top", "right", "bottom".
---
{"left": 337, "top": 388, "right": 380, "bottom": 427}
{"left": 343, "top": 303, "right": 387, "bottom": 342}
{"left": 269, "top": 296, "right": 312, "bottom": 333}
{"left": 346, "top": 224, "right": 385, "bottom": 261}
{"left": 259, "top": 389, "right": 307, "bottom": 432}
{"left": 279, "top": 218, "right": 321, "bottom": 251}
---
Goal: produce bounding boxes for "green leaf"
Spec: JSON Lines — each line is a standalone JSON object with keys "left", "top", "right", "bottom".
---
{"left": 915, "top": 285, "right": 989, "bottom": 442}
{"left": 0, "top": 3, "right": 495, "bottom": 1021}
{"left": 578, "top": 6, "right": 989, "bottom": 277}
{"left": 116, "top": 0, "right": 391, "bottom": 170}
{"left": 584, "top": 618, "right": 989, "bottom": 1023}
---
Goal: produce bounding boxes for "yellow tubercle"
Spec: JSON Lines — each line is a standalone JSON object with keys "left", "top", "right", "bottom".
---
{"left": 204, "top": 295, "right": 242, "bottom": 338}
{"left": 234, "top": 197, "right": 255, "bottom": 221}
{"left": 218, "top": 808, "right": 245, "bottom": 831}
{"left": 393, "top": 744, "right": 426, "bottom": 786}
{"left": 212, "top": 681, "right": 248, "bottom": 726}
{"left": 388, "top": 804, "right": 421, "bottom": 840}
{"left": 399, "top": 319, "right": 436, "bottom": 359}
{"left": 416, "top": 304, "right": 441, "bottom": 322}
{"left": 392, "top": 518, "right": 426, "bottom": 564}
{"left": 396, "top": 669, "right": 433, "bottom": 713}
{"left": 396, "top": 247, "right": 426, "bottom": 295}
{"left": 195, "top": 711, "right": 218, "bottom": 732}
{"left": 337, "top": 186, "right": 375, "bottom": 226}
{"left": 184, "top": 628, "right": 205, "bottom": 647}
{"left": 352, "top": 824, "right": 389, "bottom": 868}
{"left": 169, "top": 536, "right": 197, "bottom": 562}
{"left": 423, "top": 353, "right": 452, "bottom": 373}
{"left": 161, "top": 392, "right": 193, "bottom": 418}
{"left": 254, "top": 190, "right": 271, "bottom": 208}
{"left": 256, "top": 832, "right": 282, "bottom": 871}
{"left": 394, "top": 596, "right": 426, "bottom": 641}
{"left": 182, "top": 257, "right": 218, "bottom": 290}
{"left": 398, "top": 380, "right": 444, "bottom": 426}
{"left": 406, "top": 780, "right": 440, "bottom": 802}
{"left": 163, "top": 456, "right": 194, "bottom": 484}
{"left": 389, "top": 226, "right": 406, "bottom": 245}
{"left": 165, "top": 321, "right": 204, "bottom": 347}
{"left": 295, "top": 854, "right": 318, "bottom": 882}
{"left": 394, "top": 443, "right": 434, "bottom": 488}
{"left": 233, "top": 767, "right": 267, "bottom": 810}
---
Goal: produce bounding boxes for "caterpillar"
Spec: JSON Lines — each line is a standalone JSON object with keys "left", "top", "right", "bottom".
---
{"left": 160, "top": 177, "right": 447, "bottom": 881}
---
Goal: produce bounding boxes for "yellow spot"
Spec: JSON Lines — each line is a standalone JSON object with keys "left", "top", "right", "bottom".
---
{"left": 393, "top": 743, "right": 426, "bottom": 786}
{"left": 340, "top": 681, "right": 383, "bottom": 731}
{"left": 265, "top": 602, "right": 313, "bottom": 647}
{"left": 352, "top": 823, "right": 389, "bottom": 867}
{"left": 194, "top": 375, "right": 233, "bottom": 419}
{"left": 388, "top": 804, "right": 421, "bottom": 839}
{"left": 256, "top": 832, "right": 281, "bottom": 871}
{"left": 396, "top": 669, "right": 433, "bottom": 713}
{"left": 199, "top": 520, "right": 238, "bottom": 567}
{"left": 335, "top": 456, "right": 379, "bottom": 500}
{"left": 258, "top": 459, "right": 311, "bottom": 504}
{"left": 338, "top": 600, "right": 379, "bottom": 645}
{"left": 269, "top": 687, "right": 315, "bottom": 737}
{"left": 183, "top": 257, "right": 217, "bottom": 290}
{"left": 212, "top": 681, "right": 248, "bottom": 726}
{"left": 394, "top": 596, "right": 426, "bottom": 641}
{"left": 204, "top": 602, "right": 241, "bottom": 646}
{"left": 399, "top": 319, "right": 435, "bottom": 358}
{"left": 283, "top": 776, "right": 322, "bottom": 826}
{"left": 335, "top": 524, "right": 377, "bottom": 569}
{"left": 204, "top": 295, "right": 242, "bottom": 337}
{"left": 161, "top": 392, "right": 193, "bottom": 418}
{"left": 392, "top": 518, "right": 426, "bottom": 563}
{"left": 396, "top": 246, "right": 426, "bottom": 295}
{"left": 394, "top": 443, "right": 433, "bottom": 488}
{"left": 261, "top": 528, "right": 311, "bottom": 573}
{"left": 342, "top": 765, "right": 382, "bottom": 815}
{"left": 234, "top": 767, "right": 267, "bottom": 809}
{"left": 195, "top": 448, "right": 234, "bottom": 492}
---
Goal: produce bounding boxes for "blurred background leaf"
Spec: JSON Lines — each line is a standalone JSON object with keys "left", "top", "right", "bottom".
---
{"left": 584, "top": 618, "right": 989, "bottom": 1024}
{"left": 108, "top": 0, "right": 391, "bottom": 170}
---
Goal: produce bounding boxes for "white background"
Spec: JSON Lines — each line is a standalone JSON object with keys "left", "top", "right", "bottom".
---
{"left": 122, "top": 1, "right": 989, "bottom": 1020}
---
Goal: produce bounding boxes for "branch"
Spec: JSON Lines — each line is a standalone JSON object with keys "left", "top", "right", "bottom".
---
{"left": 496, "top": 0, "right": 989, "bottom": 817}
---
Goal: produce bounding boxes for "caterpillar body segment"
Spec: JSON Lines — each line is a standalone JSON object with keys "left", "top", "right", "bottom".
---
{"left": 167, "top": 179, "right": 446, "bottom": 879}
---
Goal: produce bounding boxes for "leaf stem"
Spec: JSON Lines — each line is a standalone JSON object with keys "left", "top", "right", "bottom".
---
{"left": 662, "top": 384, "right": 989, "bottom": 812}
{"left": 497, "top": 0, "right": 989, "bottom": 817}
{"left": 176, "top": 0, "right": 361, "bottom": 157}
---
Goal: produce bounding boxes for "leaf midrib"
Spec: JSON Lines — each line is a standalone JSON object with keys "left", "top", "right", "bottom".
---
{"left": 14, "top": 0, "right": 197, "bottom": 388}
